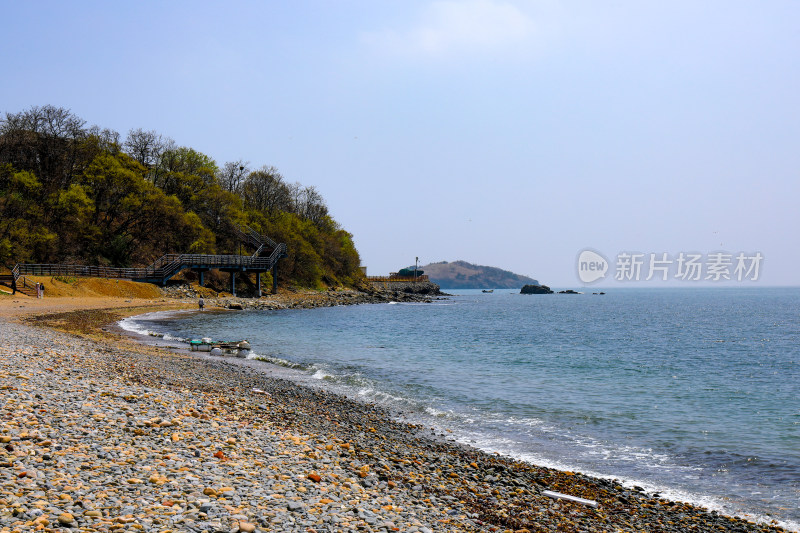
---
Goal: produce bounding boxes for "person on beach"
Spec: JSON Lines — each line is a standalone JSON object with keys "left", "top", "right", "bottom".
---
{"left": 198, "top": 297, "right": 205, "bottom": 311}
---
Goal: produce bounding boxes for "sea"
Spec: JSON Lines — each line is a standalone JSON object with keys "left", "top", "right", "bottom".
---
{"left": 119, "top": 287, "right": 800, "bottom": 530}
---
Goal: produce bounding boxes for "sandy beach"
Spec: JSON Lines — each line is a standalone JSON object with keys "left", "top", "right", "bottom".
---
{"left": 0, "top": 288, "right": 792, "bottom": 532}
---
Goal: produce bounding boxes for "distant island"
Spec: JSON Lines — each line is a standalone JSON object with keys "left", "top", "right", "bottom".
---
{"left": 419, "top": 260, "right": 539, "bottom": 289}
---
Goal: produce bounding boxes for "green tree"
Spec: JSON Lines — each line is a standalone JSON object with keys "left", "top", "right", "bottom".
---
{"left": 54, "top": 183, "right": 96, "bottom": 259}
{"left": 0, "top": 106, "right": 365, "bottom": 289}
{"left": 240, "top": 166, "right": 292, "bottom": 215}
{"left": 0, "top": 165, "right": 49, "bottom": 264}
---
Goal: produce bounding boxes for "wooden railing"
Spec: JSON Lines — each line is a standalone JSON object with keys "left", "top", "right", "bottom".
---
{"left": 14, "top": 263, "right": 143, "bottom": 280}
{"left": 15, "top": 275, "right": 38, "bottom": 296}
{"left": 234, "top": 226, "right": 281, "bottom": 257}
{"left": 15, "top": 250, "right": 287, "bottom": 285}
{"left": 0, "top": 272, "right": 37, "bottom": 297}
{"left": 9, "top": 225, "right": 288, "bottom": 287}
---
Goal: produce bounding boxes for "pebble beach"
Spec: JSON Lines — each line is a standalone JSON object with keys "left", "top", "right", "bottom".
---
{"left": 0, "top": 296, "right": 793, "bottom": 533}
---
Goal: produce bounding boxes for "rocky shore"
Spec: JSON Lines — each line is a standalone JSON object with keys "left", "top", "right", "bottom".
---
{"left": 161, "top": 285, "right": 444, "bottom": 311}
{"left": 0, "top": 306, "right": 792, "bottom": 532}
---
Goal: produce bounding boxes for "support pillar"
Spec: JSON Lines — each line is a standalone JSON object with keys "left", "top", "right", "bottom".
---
{"left": 257, "top": 272, "right": 262, "bottom": 298}
{"left": 230, "top": 271, "right": 236, "bottom": 297}
{"left": 199, "top": 270, "right": 204, "bottom": 287}
{"left": 272, "top": 264, "right": 278, "bottom": 295}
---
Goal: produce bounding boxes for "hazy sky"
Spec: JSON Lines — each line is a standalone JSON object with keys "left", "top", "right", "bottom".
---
{"left": 3, "top": 1, "right": 798, "bottom": 286}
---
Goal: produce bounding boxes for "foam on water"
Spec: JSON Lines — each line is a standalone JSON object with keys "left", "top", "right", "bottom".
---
{"left": 312, "top": 369, "right": 332, "bottom": 380}
{"left": 118, "top": 310, "right": 191, "bottom": 338}
{"left": 118, "top": 315, "right": 157, "bottom": 337}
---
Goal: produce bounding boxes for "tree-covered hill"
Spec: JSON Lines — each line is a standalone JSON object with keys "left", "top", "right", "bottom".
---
{"left": 421, "top": 260, "right": 539, "bottom": 289}
{"left": 0, "top": 105, "right": 362, "bottom": 288}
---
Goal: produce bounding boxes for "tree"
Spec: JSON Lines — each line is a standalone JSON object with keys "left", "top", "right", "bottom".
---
{"left": 0, "top": 105, "right": 365, "bottom": 288}
{"left": 217, "top": 160, "right": 249, "bottom": 193}
{"left": 0, "top": 105, "right": 88, "bottom": 192}
{"left": 192, "top": 183, "right": 242, "bottom": 241}
{"left": 240, "top": 166, "right": 292, "bottom": 215}
{"left": 155, "top": 147, "right": 218, "bottom": 208}
{"left": 87, "top": 126, "right": 120, "bottom": 153}
{"left": 123, "top": 128, "right": 170, "bottom": 168}
{"left": 0, "top": 164, "right": 50, "bottom": 264}
{"left": 54, "top": 183, "right": 96, "bottom": 260}
{"left": 294, "top": 184, "right": 330, "bottom": 227}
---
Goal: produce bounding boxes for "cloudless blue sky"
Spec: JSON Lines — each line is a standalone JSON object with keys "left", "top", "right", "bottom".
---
{"left": 3, "top": 1, "right": 798, "bottom": 286}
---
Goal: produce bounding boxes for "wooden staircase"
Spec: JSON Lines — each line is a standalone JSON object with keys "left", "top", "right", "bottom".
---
{"left": 0, "top": 272, "right": 37, "bottom": 297}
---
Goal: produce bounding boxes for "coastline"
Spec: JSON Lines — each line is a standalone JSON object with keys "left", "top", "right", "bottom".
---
{"left": 0, "top": 292, "right": 792, "bottom": 532}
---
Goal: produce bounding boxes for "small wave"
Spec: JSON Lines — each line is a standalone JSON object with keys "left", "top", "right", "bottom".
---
{"left": 356, "top": 387, "right": 410, "bottom": 404}
{"left": 251, "top": 354, "right": 307, "bottom": 370}
{"left": 312, "top": 369, "right": 333, "bottom": 380}
{"left": 118, "top": 317, "right": 158, "bottom": 337}
{"left": 117, "top": 310, "right": 190, "bottom": 338}
{"left": 425, "top": 406, "right": 451, "bottom": 418}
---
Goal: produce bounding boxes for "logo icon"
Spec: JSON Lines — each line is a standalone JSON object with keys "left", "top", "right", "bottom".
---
{"left": 577, "top": 249, "right": 609, "bottom": 283}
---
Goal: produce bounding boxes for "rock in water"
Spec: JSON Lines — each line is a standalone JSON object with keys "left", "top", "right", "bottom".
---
{"left": 520, "top": 284, "right": 554, "bottom": 294}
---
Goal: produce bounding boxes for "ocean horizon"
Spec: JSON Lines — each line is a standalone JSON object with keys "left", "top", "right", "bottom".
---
{"left": 120, "top": 286, "right": 800, "bottom": 531}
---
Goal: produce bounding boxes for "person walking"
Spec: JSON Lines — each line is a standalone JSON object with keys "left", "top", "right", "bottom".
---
{"left": 198, "top": 297, "right": 205, "bottom": 311}
{"left": 10, "top": 277, "right": 16, "bottom": 295}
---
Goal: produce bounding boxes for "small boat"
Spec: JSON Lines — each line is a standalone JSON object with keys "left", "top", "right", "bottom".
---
{"left": 189, "top": 338, "right": 214, "bottom": 352}
{"left": 190, "top": 339, "right": 250, "bottom": 357}
{"left": 482, "top": 289, "right": 494, "bottom": 293}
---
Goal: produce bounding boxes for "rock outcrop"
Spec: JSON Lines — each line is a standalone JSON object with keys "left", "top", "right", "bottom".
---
{"left": 520, "top": 284, "right": 554, "bottom": 294}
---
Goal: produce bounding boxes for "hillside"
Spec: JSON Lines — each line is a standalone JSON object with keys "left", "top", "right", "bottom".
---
{"left": 421, "top": 261, "right": 539, "bottom": 289}
{"left": 2, "top": 276, "right": 163, "bottom": 299}
{"left": 0, "top": 105, "right": 362, "bottom": 289}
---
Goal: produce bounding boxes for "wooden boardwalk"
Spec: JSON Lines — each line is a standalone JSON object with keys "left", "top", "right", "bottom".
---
{"left": 3, "top": 226, "right": 287, "bottom": 297}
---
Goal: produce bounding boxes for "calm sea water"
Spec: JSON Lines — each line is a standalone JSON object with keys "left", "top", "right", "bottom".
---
{"left": 121, "top": 287, "right": 800, "bottom": 530}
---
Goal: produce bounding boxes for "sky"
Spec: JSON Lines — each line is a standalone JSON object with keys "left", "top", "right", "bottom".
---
{"left": 2, "top": 1, "right": 799, "bottom": 286}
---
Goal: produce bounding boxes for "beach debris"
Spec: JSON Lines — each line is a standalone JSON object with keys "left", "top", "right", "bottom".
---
{"left": 542, "top": 489, "right": 599, "bottom": 508}
{"left": 192, "top": 338, "right": 250, "bottom": 357}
